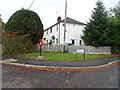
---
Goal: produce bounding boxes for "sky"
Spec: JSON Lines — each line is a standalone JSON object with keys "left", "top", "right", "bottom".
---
{"left": 0, "top": 0, "right": 119, "bottom": 29}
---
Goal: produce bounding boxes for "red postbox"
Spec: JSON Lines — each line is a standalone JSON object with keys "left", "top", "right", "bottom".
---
{"left": 39, "top": 39, "right": 42, "bottom": 46}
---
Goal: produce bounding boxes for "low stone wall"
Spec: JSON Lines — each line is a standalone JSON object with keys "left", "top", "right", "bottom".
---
{"left": 37, "top": 44, "right": 111, "bottom": 54}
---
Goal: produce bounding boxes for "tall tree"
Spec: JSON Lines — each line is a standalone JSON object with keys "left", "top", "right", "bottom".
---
{"left": 108, "top": 2, "right": 120, "bottom": 54}
{"left": 82, "top": 0, "right": 109, "bottom": 46}
{"left": 5, "top": 9, "right": 44, "bottom": 44}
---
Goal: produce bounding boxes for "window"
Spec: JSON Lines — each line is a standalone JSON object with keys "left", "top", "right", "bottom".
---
{"left": 50, "top": 39, "right": 52, "bottom": 42}
{"left": 43, "top": 38, "right": 46, "bottom": 41}
{"left": 50, "top": 27, "right": 52, "bottom": 33}
{"left": 47, "top": 40, "right": 48, "bottom": 44}
{"left": 79, "top": 40, "right": 82, "bottom": 45}
{"left": 72, "top": 40, "right": 75, "bottom": 45}
{"left": 73, "top": 24, "right": 75, "bottom": 26}
{"left": 49, "top": 39, "right": 52, "bottom": 45}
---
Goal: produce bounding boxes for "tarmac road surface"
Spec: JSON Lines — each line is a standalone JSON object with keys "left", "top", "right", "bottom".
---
{"left": 2, "top": 63, "right": 119, "bottom": 88}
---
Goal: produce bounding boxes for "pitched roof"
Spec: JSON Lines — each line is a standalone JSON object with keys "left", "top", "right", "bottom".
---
{"left": 45, "top": 17, "right": 86, "bottom": 31}
{"left": 61, "top": 17, "right": 86, "bottom": 25}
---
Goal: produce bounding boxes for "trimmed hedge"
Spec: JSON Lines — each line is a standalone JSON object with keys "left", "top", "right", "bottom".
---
{"left": 3, "top": 31, "right": 36, "bottom": 55}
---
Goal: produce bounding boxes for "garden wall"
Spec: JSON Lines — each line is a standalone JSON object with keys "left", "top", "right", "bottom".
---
{"left": 37, "top": 44, "right": 111, "bottom": 54}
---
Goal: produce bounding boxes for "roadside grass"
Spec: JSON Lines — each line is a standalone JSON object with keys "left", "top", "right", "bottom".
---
{"left": 17, "top": 51, "right": 113, "bottom": 61}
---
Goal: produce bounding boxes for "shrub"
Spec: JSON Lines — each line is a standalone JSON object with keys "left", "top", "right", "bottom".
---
{"left": 2, "top": 31, "right": 36, "bottom": 55}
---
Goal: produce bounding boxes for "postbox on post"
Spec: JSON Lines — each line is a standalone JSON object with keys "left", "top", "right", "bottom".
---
{"left": 39, "top": 39, "right": 42, "bottom": 46}
{"left": 39, "top": 39, "right": 42, "bottom": 56}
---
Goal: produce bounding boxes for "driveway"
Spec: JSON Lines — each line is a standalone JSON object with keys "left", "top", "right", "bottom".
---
{"left": 2, "top": 63, "right": 119, "bottom": 88}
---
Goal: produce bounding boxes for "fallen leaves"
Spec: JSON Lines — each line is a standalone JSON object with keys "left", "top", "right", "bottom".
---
{"left": 1, "top": 61, "right": 120, "bottom": 72}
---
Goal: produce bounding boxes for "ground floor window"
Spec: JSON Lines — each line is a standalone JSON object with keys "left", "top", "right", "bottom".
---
{"left": 79, "top": 40, "right": 82, "bottom": 45}
{"left": 72, "top": 40, "right": 75, "bottom": 45}
{"left": 46, "top": 40, "right": 48, "bottom": 44}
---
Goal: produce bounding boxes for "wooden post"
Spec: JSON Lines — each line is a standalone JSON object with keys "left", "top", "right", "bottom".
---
{"left": 84, "top": 49, "right": 85, "bottom": 60}
{"left": 40, "top": 46, "right": 42, "bottom": 56}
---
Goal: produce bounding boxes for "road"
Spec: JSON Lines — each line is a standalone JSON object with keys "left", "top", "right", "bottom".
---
{"left": 2, "top": 63, "right": 119, "bottom": 88}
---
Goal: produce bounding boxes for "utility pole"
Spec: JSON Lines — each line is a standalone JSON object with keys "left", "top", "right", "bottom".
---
{"left": 28, "top": 0, "right": 35, "bottom": 10}
{"left": 0, "top": 14, "right": 2, "bottom": 44}
{"left": 63, "top": 0, "right": 67, "bottom": 53}
{"left": 56, "top": 11, "right": 61, "bottom": 45}
{"left": 0, "top": 14, "right": 2, "bottom": 30}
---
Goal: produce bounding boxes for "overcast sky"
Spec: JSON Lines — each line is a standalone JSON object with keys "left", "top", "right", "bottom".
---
{"left": 0, "top": 0, "right": 119, "bottom": 29}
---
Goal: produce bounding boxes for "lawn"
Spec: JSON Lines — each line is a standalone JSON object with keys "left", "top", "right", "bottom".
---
{"left": 17, "top": 51, "right": 113, "bottom": 61}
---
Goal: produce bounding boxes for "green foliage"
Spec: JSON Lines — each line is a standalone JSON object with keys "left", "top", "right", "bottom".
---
{"left": 82, "top": 0, "right": 109, "bottom": 46}
{"left": 109, "top": 4, "right": 120, "bottom": 19}
{"left": 3, "top": 31, "right": 36, "bottom": 55}
{"left": 110, "top": 19, "right": 120, "bottom": 54}
{"left": 2, "top": 22, "right": 5, "bottom": 31}
{"left": 5, "top": 9, "right": 44, "bottom": 44}
{"left": 82, "top": 0, "right": 120, "bottom": 54}
{"left": 108, "top": 2, "right": 120, "bottom": 54}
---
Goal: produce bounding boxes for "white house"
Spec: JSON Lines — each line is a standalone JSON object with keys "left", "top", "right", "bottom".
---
{"left": 43, "top": 17, "right": 86, "bottom": 46}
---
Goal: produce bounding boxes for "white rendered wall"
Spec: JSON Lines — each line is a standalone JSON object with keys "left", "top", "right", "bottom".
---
{"left": 65, "top": 23, "right": 84, "bottom": 45}
{"left": 43, "top": 22, "right": 85, "bottom": 46}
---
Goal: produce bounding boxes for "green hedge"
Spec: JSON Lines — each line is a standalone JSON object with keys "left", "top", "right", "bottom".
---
{"left": 111, "top": 46, "right": 120, "bottom": 54}
{"left": 3, "top": 31, "right": 36, "bottom": 55}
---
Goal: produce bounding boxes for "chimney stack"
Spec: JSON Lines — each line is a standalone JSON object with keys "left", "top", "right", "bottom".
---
{"left": 57, "top": 16, "right": 61, "bottom": 22}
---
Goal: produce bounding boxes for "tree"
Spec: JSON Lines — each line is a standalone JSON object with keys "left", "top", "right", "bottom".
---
{"left": 109, "top": 3, "right": 120, "bottom": 19}
{"left": 82, "top": 0, "right": 109, "bottom": 46}
{"left": 108, "top": 2, "right": 120, "bottom": 54}
{"left": 5, "top": 9, "right": 44, "bottom": 44}
{"left": 2, "top": 22, "right": 5, "bottom": 31}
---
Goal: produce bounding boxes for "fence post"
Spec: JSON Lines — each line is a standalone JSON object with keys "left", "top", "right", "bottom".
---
{"left": 48, "top": 44, "right": 49, "bottom": 51}
{"left": 89, "top": 46, "right": 91, "bottom": 54}
{"left": 100, "top": 46, "right": 102, "bottom": 54}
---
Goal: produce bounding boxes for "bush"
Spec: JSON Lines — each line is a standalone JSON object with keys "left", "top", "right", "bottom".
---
{"left": 111, "top": 46, "right": 120, "bottom": 54}
{"left": 3, "top": 31, "right": 36, "bottom": 55}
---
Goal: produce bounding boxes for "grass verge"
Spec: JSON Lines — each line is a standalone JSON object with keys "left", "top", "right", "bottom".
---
{"left": 17, "top": 51, "right": 113, "bottom": 61}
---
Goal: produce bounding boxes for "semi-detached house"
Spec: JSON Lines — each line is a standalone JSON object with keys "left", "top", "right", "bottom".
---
{"left": 43, "top": 17, "right": 86, "bottom": 46}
